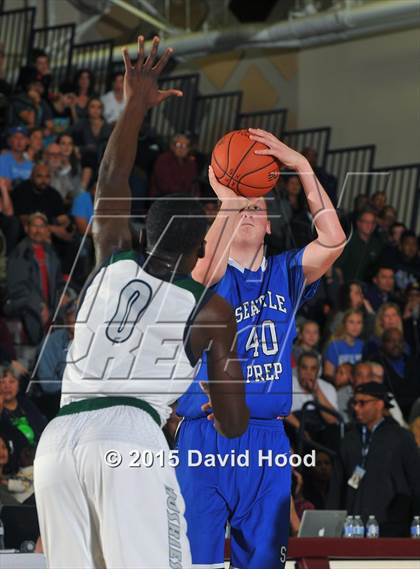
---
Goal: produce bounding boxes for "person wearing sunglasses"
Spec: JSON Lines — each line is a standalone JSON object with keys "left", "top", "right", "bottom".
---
{"left": 327, "top": 382, "right": 420, "bottom": 537}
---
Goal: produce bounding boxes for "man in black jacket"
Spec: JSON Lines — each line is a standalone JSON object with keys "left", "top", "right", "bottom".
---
{"left": 327, "top": 382, "right": 420, "bottom": 536}
{"left": 4, "top": 212, "right": 64, "bottom": 345}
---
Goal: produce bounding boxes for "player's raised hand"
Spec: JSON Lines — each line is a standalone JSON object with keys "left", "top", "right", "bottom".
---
{"left": 208, "top": 166, "right": 251, "bottom": 210}
{"left": 248, "top": 128, "right": 308, "bottom": 171}
{"left": 121, "top": 35, "right": 183, "bottom": 109}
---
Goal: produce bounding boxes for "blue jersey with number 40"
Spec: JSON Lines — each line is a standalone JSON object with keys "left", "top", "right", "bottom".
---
{"left": 177, "top": 247, "right": 319, "bottom": 419}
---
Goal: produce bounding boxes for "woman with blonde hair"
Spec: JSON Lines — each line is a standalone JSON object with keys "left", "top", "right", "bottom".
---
{"left": 323, "top": 308, "right": 364, "bottom": 381}
{"left": 363, "top": 302, "right": 409, "bottom": 359}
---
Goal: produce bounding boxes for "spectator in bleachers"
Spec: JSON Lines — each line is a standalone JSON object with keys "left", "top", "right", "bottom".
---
{"left": 44, "top": 141, "right": 84, "bottom": 207}
{"left": 0, "top": 367, "right": 46, "bottom": 447}
{"left": 24, "top": 127, "right": 44, "bottom": 162}
{"left": 2, "top": 444, "right": 35, "bottom": 504}
{"left": 11, "top": 72, "right": 52, "bottom": 130}
{"left": 363, "top": 302, "right": 408, "bottom": 359}
{"left": 0, "top": 433, "right": 21, "bottom": 506}
{"left": 388, "top": 230, "right": 420, "bottom": 293}
{"left": 365, "top": 264, "right": 398, "bottom": 311}
{"left": 0, "top": 127, "right": 33, "bottom": 190}
{"left": 334, "top": 362, "right": 354, "bottom": 422}
{"left": 71, "top": 180, "right": 95, "bottom": 235}
{"left": 327, "top": 382, "right": 420, "bottom": 537}
{"left": 377, "top": 205, "right": 397, "bottom": 237}
{"left": 11, "top": 163, "right": 74, "bottom": 246}
{"left": 302, "top": 450, "right": 333, "bottom": 510}
{"left": 352, "top": 361, "right": 373, "bottom": 385}
{"left": 72, "top": 69, "right": 97, "bottom": 121}
{"left": 34, "top": 299, "right": 76, "bottom": 419}
{"left": 27, "top": 49, "right": 52, "bottom": 100}
{"left": 48, "top": 86, "right": 75, "bottom": 137}
{"left": 329, "top": 280, "right": 375, "bottom": 340}
{"left": 293, "top": 321, "right": 321, "bottom": 366}
{"left": 388, "top": 221, "right": 407, "bottom": 250}
{"left": 71, "top": 179, "right": 96, "bottom": 282}
{"left": 323, "top": 308, "right": 364, "bottom": 381}
{"left": 282, "top": 170, "right": 304, "bottom": 214}
{"left": 302, "top": 146, "right": 337, "bottom": 205}
{"left": 58, "top": 133, "right": 92, "bottom": 194}
{"left": 0, "top": 43, "right": 12, "bottom": 131}
{"left": 368, "top": 360, "right": 407, "bottom": 427}
{"left": 3, "top": 212, "right": 64, "bottom": 345}
{"left": 288, "top": 352, "right": 339, "bottom": 448}
{"left": 71, "top": 97, "right": 112, "bottom": 169}
{"left": 335, "top": 208, "right": 384, "bottom": 282}
{"left": 403, "top": 282, "right": 420, "bottom": 356}
{"left": 101, "top": 71, "right": 125, "bottom": 124}
{"left": 370, "top": 191, "right": 387, "bottom": 216}
{"left": 347, "top": 194, "right": 370, "bottom": 226}
{"left": 0, "top": 177, "right": 20, "bottom": 254}
{"left": 370, "top": 328, "right": 420, "bottom": 421}
{"left": 150, "top": 133, "right": 198, "bottom": 197}
{"left": 300, "top": 265, "right": 341, "bottom": 331}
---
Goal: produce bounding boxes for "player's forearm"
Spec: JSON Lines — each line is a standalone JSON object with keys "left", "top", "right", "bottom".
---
{"left": 96, "top": 99, "right": 147, "bottom": 214}
{"left": 192, "top": 203, "right": 241, "bottom": 286}
{"left": 296, "top": 158, "right": 346, "bottom": 249}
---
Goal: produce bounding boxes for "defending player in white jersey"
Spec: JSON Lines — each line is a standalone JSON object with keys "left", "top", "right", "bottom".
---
{"left": 34, "top": 36, "right": 249, "bottom": 569}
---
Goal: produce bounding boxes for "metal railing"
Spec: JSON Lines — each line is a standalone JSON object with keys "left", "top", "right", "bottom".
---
{"left": 237, "top": 108, "right": 288, "bottom": 137}
{"left": 194, "top": 91, "right": 242, "bottom": 154}
{"left": 296, "top": 400, "right": 345, "bottom": 462}
{"left": 0, "top": 7, "right": 35, "bottom": 87}
{"left": 30, "top": 23, "right": 75, "bottom": 90}
{"left": 369, "top": 163, "right": 420, "bottom": 232}
{"left": 325, "top": 144, "right": 376, "bottom": 212}
{"left": 283, "top": 127, "right": 331, "bottom": 167}
{"left": 149, "top": 73, "right": 199, "bottom": 145}
{"left": 71, "top": 39, "right": 114, "bottom": 95}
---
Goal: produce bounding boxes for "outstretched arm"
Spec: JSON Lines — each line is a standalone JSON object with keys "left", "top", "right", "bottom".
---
{"left": 191, "top": 167, "right": 249, "bottom": 286}
{"left": 249, "top": 128, "right": 346, "bottom": 284}
{"left": 93, "top": 35, "right": 182, "bottom": 266}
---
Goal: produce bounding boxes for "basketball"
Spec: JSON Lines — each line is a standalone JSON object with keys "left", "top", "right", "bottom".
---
{"left": 211, "top": 129, "right": 281, "bottom": 197}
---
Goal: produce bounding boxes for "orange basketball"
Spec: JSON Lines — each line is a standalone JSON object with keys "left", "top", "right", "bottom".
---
{"left": 211, "top": 129, "right": 281, "bottom": 197}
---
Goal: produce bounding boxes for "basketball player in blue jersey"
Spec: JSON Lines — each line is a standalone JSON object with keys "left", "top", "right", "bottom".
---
{"left": 34, "top": 37, "right": 249, "bottom": 568}
{"left": 176, "top": 130, "right": 346, "bottom": 568}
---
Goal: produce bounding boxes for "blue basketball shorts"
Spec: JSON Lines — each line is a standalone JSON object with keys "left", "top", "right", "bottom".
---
{"left": 176, "top": 417, "right": 291, "bottom": 569}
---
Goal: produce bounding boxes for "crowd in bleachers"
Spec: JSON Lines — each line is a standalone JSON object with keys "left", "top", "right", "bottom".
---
{"left": 0, "top": 45, "right": 419, "bottom": 542}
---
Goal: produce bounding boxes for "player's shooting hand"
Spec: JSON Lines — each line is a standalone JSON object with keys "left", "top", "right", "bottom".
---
{"left": 208, "top": 166, "right": 250, "bottom": 210}
{"left": 248, "top": 128, "right": 308, "bottom": 171}
{"left": 199, "top": 381, "right": 215, "bottom": 421}
{"left": 121, "top": 35, "right": 183, "bottom": 109}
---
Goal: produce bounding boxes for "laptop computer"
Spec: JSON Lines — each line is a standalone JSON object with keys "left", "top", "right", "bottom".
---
{"left": 298, "top": 510, "right": 347, "bottom": 538}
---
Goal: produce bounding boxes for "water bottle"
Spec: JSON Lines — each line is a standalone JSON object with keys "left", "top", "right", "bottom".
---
{"left": 343, "top": 515, "right": 354, "bottom": 538}
{"left": 366, "top": 515, "right": 379, "bottom": 538}
{"left": 411, "top": 516, "right": 420, "bottom": 539}
{"left": 0, "top": 517, "right": 5, "bottom": 549}
{"left": 354, "top": 515, "right": 365, "bottom": 538}
{"left": 20, "top": 540, "right": 35, "bottom": 553}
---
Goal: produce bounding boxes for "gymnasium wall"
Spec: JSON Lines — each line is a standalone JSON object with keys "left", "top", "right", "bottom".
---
{"left": 297, "top": 28, "right": 420, "bottom": 167}
{"left": 178, "top": 27, "right": 419, "bottom": 167}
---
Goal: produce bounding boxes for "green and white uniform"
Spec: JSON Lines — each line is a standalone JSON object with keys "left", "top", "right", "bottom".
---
{"left": 34, "top": 251, "right": 210, "bottom": 569}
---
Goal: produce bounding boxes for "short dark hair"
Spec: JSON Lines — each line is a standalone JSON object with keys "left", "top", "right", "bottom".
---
{"left": 297, "top": 350, "right": 320, "bottom": 368}
{"left": 400, "top": 229, "right": 417, "bottom": 243}
{"left": 146, "top": 196, "right": 208, "bottom": 255}
{"left": 356, "top": 207, "right": 376, "bottom": 221}
{"left": 373, "top": 264, "right": 394, "bottom": 277}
